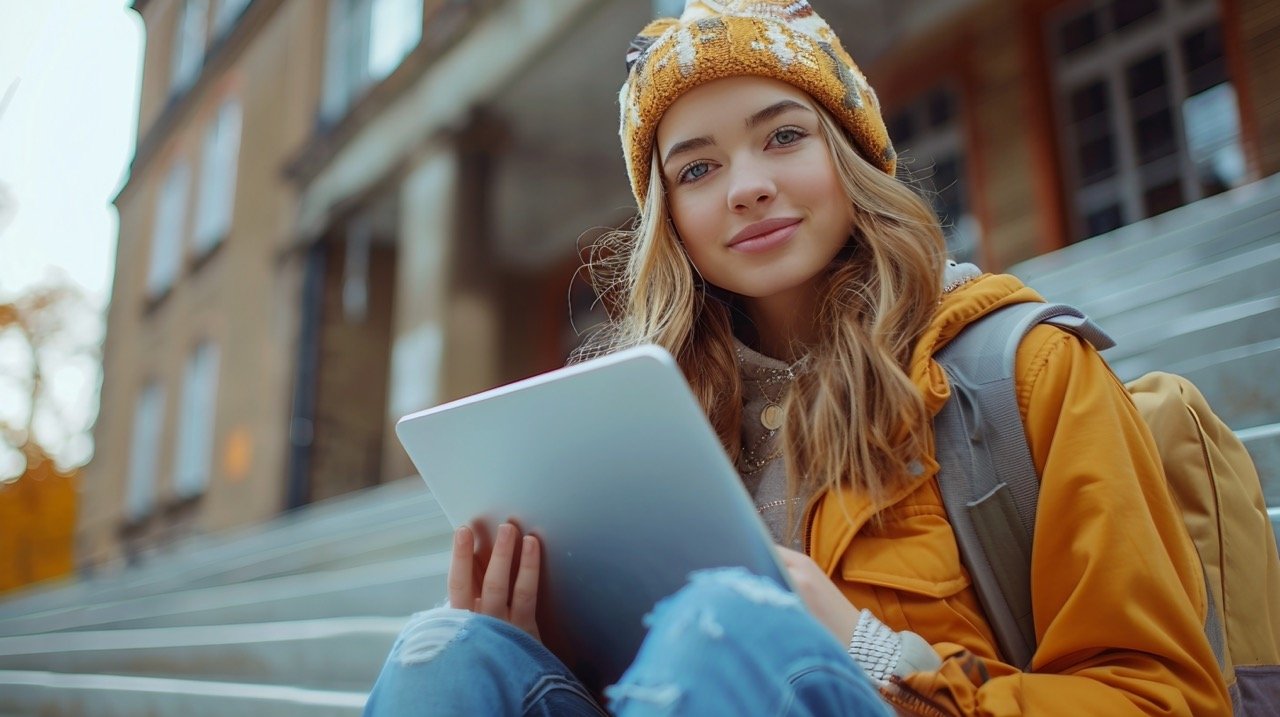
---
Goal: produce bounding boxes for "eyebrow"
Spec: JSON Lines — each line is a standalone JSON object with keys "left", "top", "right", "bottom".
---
{"left": 662, "top": 100, "right": 812, "bottom": 168}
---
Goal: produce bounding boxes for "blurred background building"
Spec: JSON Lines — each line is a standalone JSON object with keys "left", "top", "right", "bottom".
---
{"left": 1, "top": 0, "right": 1277, "bottom": 712}
{"left": 79, "top": 0, "right": 1279, "bottom": 570}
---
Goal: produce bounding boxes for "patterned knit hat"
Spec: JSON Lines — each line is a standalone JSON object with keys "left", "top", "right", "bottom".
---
{"left": 619, "top": 0, "right": 895, "bottom": 209}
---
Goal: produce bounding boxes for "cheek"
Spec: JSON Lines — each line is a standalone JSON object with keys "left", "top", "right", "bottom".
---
{"left": 669, "top": 193, "right": 722, "bottom": 258}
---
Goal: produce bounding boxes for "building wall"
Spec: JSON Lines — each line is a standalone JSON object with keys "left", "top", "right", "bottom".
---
{"left": 1234, "top": 0, "right": 1280, "bottom": 177}
{"left": 869, "top": 0, "right": 1056, "bottom": 270}
{"left": 309, "top": 240, "right": 397, "bottom": 503}
{"left": 84, "top": 0, "right": 1279, "bottom": 569}
{"left": 869, "top": 0, "right": 1275, "bottom": 269}
{"left": 83, "top": 0, "right": 326, "bottom": 569}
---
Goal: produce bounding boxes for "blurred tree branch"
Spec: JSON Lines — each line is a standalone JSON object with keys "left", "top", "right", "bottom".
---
{"left": 0, "top": 282, "right": 99, "bottom": 477}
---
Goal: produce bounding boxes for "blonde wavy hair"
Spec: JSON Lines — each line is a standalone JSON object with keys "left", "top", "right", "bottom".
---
{"left": 574, "top": 100, "right": 947, "bottom": 517}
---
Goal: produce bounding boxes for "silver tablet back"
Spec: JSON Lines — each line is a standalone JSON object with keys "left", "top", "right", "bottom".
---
{"left": 395, "top": 344, "right": 789, "bottom": 692}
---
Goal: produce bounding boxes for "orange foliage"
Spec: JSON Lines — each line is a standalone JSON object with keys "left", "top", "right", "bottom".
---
{"left": 0, "top": 458, "right": 77, "bottom": 595}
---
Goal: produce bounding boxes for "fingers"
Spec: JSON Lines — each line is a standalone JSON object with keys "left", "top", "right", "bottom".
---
{"left": 479, "top": 523, "right": 517, "bottom": 617}
{"left": 775, "top": 544, "right": 804, "bottom": 564}
{"left": 509, "top": 535, "right": 541, "bottom": 636}
{"left": 447, "top": 525, "right": 475, "bottom": 609}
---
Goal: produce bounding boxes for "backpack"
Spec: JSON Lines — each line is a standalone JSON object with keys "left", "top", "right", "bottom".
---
{"left": 933, "top": 301, "right": 1280, "bottom": 716}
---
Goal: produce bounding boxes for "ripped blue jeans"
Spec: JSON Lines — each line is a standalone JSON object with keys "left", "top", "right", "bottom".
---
{"left": 363, "top": 568, "right": 891, "bottom": 716}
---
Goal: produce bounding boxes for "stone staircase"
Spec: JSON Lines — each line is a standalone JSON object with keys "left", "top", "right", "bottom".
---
{"left": 1010, "top": 172, "right": 1280, "bottom": 538}
{"left": 0, "top": 479, "right": 446, "bottom": 716}
{"left": 1, "top": 176, "right": 1277, "bottom": 716}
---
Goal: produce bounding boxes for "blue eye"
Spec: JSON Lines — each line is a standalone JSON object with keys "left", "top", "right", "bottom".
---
{"left": 679, "top": 161, "right": 712, "bottom": 184}
{"left": 771, "top": 127, "right": 806, "bottom": 146}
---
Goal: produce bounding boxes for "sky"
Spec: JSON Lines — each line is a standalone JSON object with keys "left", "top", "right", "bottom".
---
{"left": 0, "top": 0, "right": 143, "bottom": 476}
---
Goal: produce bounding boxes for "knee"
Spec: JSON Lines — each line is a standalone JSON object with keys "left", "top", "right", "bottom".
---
{"left": 389, "top": 606, "right": 479, "bottom": 666}
{"left": 390, "top": 606, "right": 537, "bottom": 668}
{"left": 643, "top": 567, "right": 802, "bottom": 642}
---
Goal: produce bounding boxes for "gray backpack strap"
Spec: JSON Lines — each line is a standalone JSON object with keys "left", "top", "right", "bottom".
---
{"left": 933, "top": 302, "right": 1113, "bottom": 670}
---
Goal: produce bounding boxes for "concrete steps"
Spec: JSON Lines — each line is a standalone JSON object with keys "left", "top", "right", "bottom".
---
{"left": 0, "top": 671, "right": 366, "bottom": 717}
{"left": 0, "top": 479, "right": 441, "bottom": 621}
{"left": 0, "top": 477, "right": 449, "bottom": 716}
{"left": 1012, "top": 174, "right": 1280, "bottom": 543}
{"left": 0, "top": 618, "right": 403, "bottom": 690}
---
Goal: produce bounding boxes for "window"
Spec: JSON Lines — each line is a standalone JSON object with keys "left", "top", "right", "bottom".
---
{"left": 173, "top": 342, "right": 221, "bottom": 498}
{"left": 126, "top": 383, "right": 166, "bottom": 520}
{"left": 652, "top": 0, "right": 684, "bottom": 17}
{"left": 171, "top": 0, "right": 209, "bottom": 95}
{"left": 193, "top": 100, "right": 242, "bottom": 254}
{"left": 147, "top": 162, "right": 191, "bottom": 298}
{"left": 1047, "top": 0, "right": 1242, "bottom": 241}
{"left": 887, "top": 85, "right": 980, "bottom": 264}
{"left": 212, "top": 0, "right": 252, "bottom": 39}
{"left": 321, "top": 0, "right": 423, "bottom": 123}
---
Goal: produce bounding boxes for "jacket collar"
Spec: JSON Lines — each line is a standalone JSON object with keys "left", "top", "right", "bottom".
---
{"left": 806, "top": 273, "right": 1046, "bottom": 573}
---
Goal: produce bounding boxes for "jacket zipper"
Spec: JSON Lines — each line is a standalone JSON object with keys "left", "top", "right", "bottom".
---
{"left": 881, "top": 678, "right": 951, "bottom": 717}
{"left": 801, "top": 491, "right": 820, "bottom": 554}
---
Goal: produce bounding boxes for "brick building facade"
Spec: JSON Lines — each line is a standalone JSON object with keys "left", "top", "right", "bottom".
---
{"left": 83, "top": 0, "right": 1280, "bottom": 569}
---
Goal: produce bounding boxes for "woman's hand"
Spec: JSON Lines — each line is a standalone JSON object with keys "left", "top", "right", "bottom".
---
{"left": 776, "top": 545, "right": 859, "bottom": 646}
{"left": 447, "top": 522, "right": 542, "bottom": 640}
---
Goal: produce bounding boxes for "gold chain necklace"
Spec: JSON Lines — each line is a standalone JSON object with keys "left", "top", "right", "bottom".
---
{"left": 735, "top": 346, "right": 796, "bottom": 475}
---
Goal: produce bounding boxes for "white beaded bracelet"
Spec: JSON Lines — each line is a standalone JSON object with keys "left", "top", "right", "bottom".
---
{"left": 846, "top": 609, "right": 903, "bottom": 684}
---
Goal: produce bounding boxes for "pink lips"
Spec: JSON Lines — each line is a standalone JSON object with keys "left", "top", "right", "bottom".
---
{"left": 728, "top": 217, "right": 802, "bottom": 254}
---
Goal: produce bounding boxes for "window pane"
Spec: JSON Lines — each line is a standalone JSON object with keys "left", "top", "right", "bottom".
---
{"left": 927, "top": 89, "right": 957, "bottom": 129}
{"left": 1134, "top": 107, "right": 1177, "bottom": 163}
{"left": 1110, "top": 0, "right": 1160, "bottom": 33}
{"left": 126, "top": 384, "right": 165, "bottom": 519}
{"left": 1085, "top": 204, "right": 1123, "bottom": 237}
{"left": 320, "top": 0, "right": 354, "bottom": 122}
{"left": 194, "top": 100, "right": 242, "bottom": 252}
{"left": 1182, "top": 24, "right": 1227, "bottom": 96}
{"left": 368, "top": 0, "right": 423, "bottom": 81}
{"left": 932, "top": 157, "right": 963, "bottom": 217}
{"left": 1059, "top": 9, "right": 1100, "bottom": 56}
{"left": 1070, "top": 80, "right": 1110, "bottom": 124}
{"left": 1183, "top": 83, "right": 1246, "bottom": 196}
{"left": 174, "top": 343, "right": 220, "bottom": 498}
{"left": 1077, "top": 136, "right": 1116, "bottom": 184}
{"left": 1126, "top": 53, "right": 1168, "bottom": 100}
{"left": 171, "top": 0, "right": 209, "bottom": 93}
{"left": 148, "top": 163, "right": 191, "bottom": 296}
{"left": 1143, "top": 179, "right": 1184, "bottom": 217}
{"left": 887, "top": 111, "right": 916, "bottom": 148}
{"left": 213, "top": 0, "right": 251, "bottom": 38}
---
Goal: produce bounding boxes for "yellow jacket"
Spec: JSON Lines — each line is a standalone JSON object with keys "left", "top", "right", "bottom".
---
{"left": 803, "top": 274, "right": 1231, "bottom": 716}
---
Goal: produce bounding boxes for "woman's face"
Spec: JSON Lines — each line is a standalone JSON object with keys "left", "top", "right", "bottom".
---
{"left": 656, "top": 76, "right": 853, "bottom": 302}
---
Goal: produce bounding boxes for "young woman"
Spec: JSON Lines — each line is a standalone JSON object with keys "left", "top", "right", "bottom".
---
{"left": 364, "top": 2, "right": 1230, "bottom": 714}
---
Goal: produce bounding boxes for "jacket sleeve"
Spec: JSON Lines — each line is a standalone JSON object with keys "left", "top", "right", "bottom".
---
{"left": 891, "top": 325, "right": 1231, "bottom": 716}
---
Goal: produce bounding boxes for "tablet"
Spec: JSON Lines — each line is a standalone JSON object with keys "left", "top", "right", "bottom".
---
{"left": 395, "top": 344, "right": 790, "bottom": 693}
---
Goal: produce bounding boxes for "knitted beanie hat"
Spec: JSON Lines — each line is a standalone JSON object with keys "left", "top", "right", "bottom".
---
{"left": 619, "top": 0, "right": 896, "bottom": 209}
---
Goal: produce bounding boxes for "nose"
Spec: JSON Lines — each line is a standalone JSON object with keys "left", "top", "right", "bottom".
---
{"left": 726, "top": 160, "right": 776, "bottom": 212}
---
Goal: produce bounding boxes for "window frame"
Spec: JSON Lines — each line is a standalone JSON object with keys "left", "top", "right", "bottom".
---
{"left": 1046, "top": 0, "right": 1228, "bottom": 241}
{"left": 173, "top": 341, "right": 221, "bottom": 499}
{"left": 147, "top": 161, "right": 192, "bottom": 299}
{"left": 320, "top": 0, "right": 423, "bottom": 124}
{"left": 125, "top": 382, "right": 166, "bottom": 520}
{"left": 886, "top": 82, "right": 982, "bottom": 264}
{"left": 212, "top": 0, "right": 252, "bottom": 39}
{"left": 193, "top": 99, "right": 243, "bottom": 255}
{"left": 170, "top": 0, "right": 210, "bottom": 96}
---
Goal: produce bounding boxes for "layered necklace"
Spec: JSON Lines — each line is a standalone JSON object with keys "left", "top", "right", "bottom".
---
{"left": 735, "top": 345, "right": 799, "bottom": 476}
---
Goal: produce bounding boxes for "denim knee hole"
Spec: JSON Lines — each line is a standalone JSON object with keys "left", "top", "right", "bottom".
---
{"left": 395, "top": 607, "right": 474, "bottom": 666}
